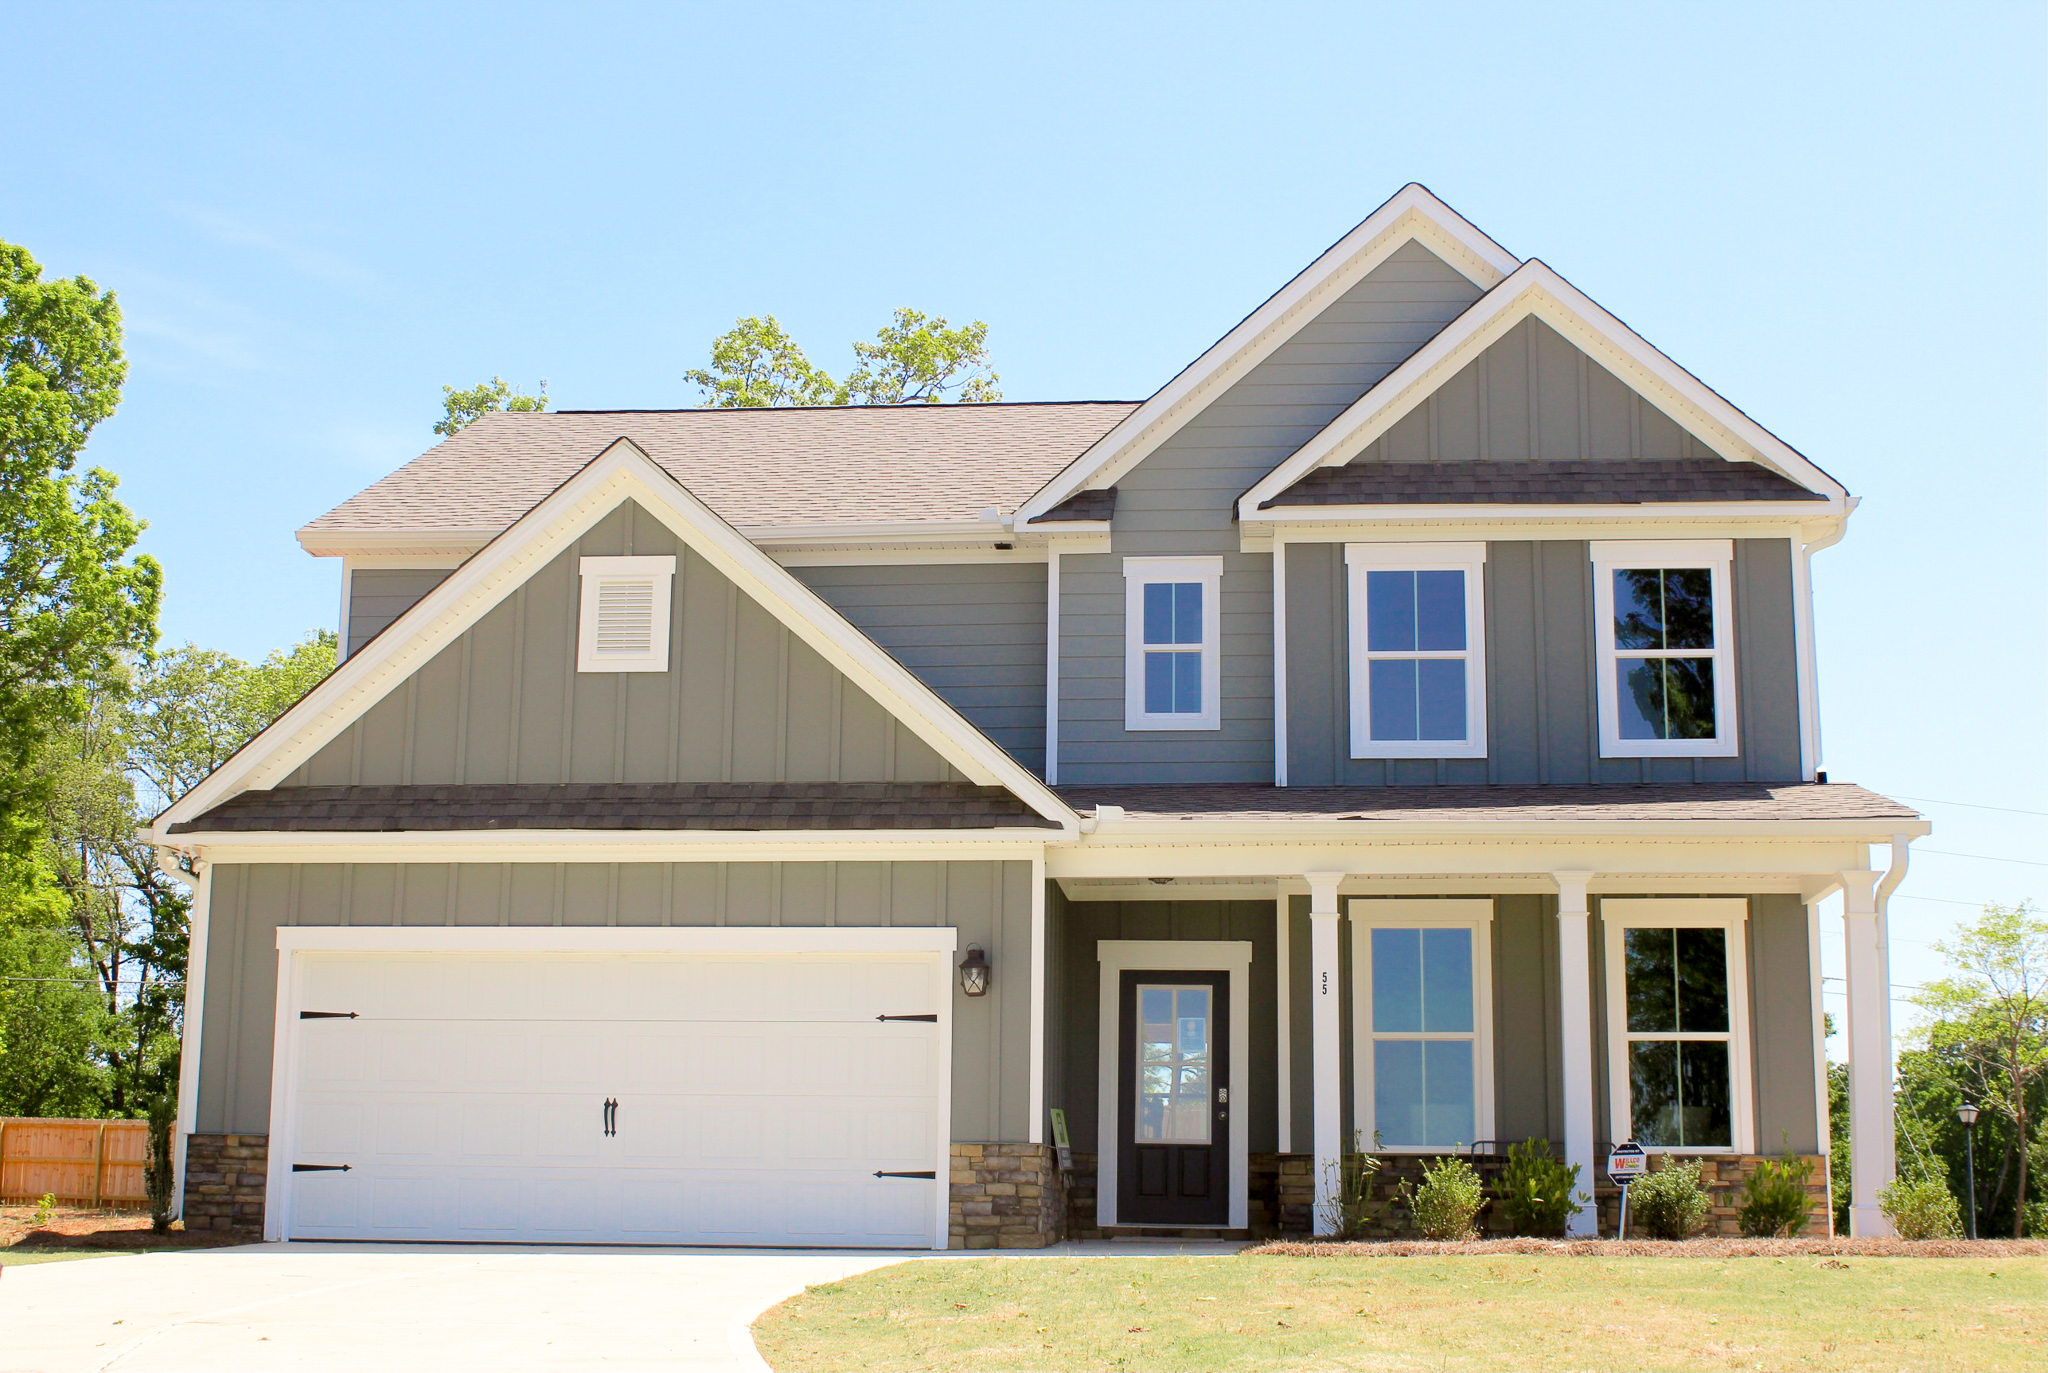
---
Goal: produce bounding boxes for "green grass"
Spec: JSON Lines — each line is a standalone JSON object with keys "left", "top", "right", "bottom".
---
{"left": 753, "top": 1255, "right": 2045, "bottom": 1372}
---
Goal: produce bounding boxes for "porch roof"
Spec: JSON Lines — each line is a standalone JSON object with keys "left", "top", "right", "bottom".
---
{"left": 1053, "top": 782, "right": 1920, "bottom": 826}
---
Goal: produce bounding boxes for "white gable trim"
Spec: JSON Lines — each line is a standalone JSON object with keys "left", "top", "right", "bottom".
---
{"left": 154, "top": 439, "right": 1078, "bottom": 836}
{"left": 1239, "top": 261, "right": 1847, "bottom": 520}
{"left": 1015, "top": 185, "right": 1519, "bottom": 526}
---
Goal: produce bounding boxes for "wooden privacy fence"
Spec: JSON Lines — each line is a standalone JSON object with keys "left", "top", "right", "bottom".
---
{"left": 0, "top": 1118, "right": 150, "bottom": 1206}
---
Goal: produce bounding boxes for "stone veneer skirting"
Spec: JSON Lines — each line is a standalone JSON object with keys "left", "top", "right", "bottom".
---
{"left": 1596, "top": 1154, "right": 1833, "bottom": 1237}
{"left": 949, "top": 1142, "right": 1063, "bottom": 1248}
{"left": 182, "top": 1133, "right": 267, "bottom": 1233}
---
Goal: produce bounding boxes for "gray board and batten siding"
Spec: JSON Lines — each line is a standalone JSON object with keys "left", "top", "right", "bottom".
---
{"left": 1055, "top": 241, "right": 1488, "bottom": 785}
{"left": 346, "top": 568, "right": 451, "bottom": 659}
{"left": 1271, "top": 892, "right": 1819, "bottom": 1156}
{"left": 791, "top": 563, "right": 1048, "bottom": 775}
{"left": 1283, "top": 537, "right": 1802, "bottom": 786}
{"left": 284, "top": 500, "right": 964, "bottom": 789}
{"left": 193, "top": 858, "right": 1036, "bottom": 1144}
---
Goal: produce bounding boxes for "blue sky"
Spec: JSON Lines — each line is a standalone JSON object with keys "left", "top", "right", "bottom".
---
{"left": 6, "top": 2, "right": 2042, "bottom": 1012}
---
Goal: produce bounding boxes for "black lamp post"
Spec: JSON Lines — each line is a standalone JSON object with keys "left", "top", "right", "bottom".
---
{"left": 1957, "top": 1103, "right": 1979, "bottom": 1241}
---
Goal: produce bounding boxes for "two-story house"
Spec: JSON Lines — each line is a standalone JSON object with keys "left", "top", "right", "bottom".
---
{"left": 153, "top": 186, "right": 1924, "bottom": 1247}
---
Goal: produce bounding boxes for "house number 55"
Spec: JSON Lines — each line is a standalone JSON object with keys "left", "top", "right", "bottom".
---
{"left": 1321, "top": 971, "right": 1330, "bottom": 995}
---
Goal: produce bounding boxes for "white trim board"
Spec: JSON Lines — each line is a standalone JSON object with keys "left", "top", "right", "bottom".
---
{"left": 1239, "top": 260, "right": 1848, "bottom": 520}
{"left": 1093, "top": 939, "right": 1254, "bottom": 1231}
{"left": 155, "top": 439, "right": 1078, "bottom": 840}
{"left": 1018, "top": 185, "right": 1517, "bottom": 526}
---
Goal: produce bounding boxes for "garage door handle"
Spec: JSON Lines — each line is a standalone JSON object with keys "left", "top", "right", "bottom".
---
{"left": 603, "top": 1098, "right": 617, "bottom": 1136}
{"left": 292, "top": 1163, "right": 352, "bottom": 1173}
{"left": 300, "top": 1010, "right": 359, "bottom": 1020}
{"left": 873, "top": 1170, "right": 937, "bottom": 1179}
{"left": 876, "top": 1014, "right": 937, "bottom": 1022}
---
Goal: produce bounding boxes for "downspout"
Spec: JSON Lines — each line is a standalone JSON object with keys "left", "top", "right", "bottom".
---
{"left": 155, "top": 844, "right": 210, "bottom": 1222}
{"left": 1792, "top": 511, "right": 1850, "bottom": 780}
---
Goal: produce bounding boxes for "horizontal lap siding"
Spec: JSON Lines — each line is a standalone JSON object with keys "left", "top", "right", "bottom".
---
{"left": 792, "top": 563, "right": 1048, "bottom": 774}
{"left": 287, "top": 500, "right": 957, "bottom": 787}
{"left": 1059, "top": 241, "right": 1484, "bottom": 784}
{"left": 1285, "top": 537, "right": 1802, "bottom": 784}
{"left": 346, "top": 569, "right": 451, "bottom": 659}
{"left": 197, "top": 859, "right": 1035, "bottom": 1144}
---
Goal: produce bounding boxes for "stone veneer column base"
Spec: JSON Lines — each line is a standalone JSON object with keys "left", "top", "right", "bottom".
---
{"left": 182, "top": 1133, "right": 268, "bottom": 1234}
{"left": 949, "top": 1143, "right": 1062, "bottom": 1249}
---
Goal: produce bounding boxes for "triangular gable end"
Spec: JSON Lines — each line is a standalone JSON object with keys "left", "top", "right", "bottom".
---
{"left": 1015, "top": 184, "right": 1521, "bottom": 525}
{"left": 155, "top": 439, "right": 1077, "bottom": 835}
{"left": 1240, "top": 260, "right": 1848, "bottom": 516}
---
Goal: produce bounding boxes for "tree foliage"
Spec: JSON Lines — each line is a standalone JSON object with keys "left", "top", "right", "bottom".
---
{"left": 686, "top": 309, "right": 1000, "bottom": 408}
{"left": 435, "top": 376, "right": 549, "bottom": 438}
{"left": 0, "top": 241, "right": 162, "bottom": 848}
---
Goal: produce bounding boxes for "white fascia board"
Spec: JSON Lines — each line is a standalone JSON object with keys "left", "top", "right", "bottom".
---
{"left": 277, "top": 925, "right": 959, "bottom": 954}
{"left": 171, "top": 831, "right": 1055, "bottom": 866}
{"left": 1238, "top": 260, "right": 1848, "bottom": 519}
{"left": 1016, "top": 186, "right": 1519, "bottom": 526}
{"left": 298, "top": 530, "right": 496, "bottom": 559}
{"left": 1244, "top": 502, "right": 1846, "bottom": 528}
{"left": 1068, "top": 816, "right": 1930, "bottom": 843}
{"left": 159, "top": 438, "right": 1079, "bottom": 837}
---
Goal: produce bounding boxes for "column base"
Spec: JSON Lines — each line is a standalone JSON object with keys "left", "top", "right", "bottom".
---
{"left": 1848, "top": 1203, "right": 1896, "bottom": 1239}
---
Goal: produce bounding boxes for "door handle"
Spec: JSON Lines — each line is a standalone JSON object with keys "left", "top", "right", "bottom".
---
{"left": 603, "top": 1097, "right": 617, "bottom": 1137}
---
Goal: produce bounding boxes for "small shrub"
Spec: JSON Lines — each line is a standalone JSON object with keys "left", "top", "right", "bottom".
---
{"left": 1878, "top": 1176, "right": 1962, "bottom": 1240}
{"left": 1399, "top": 1156, "right": 1486, "bottom": 1241}
{"left": 1737, "top": 1154, "right": 1814, "bottom": 1237}
{"left": 1323, "top": 1140, "right": 1384, "bottom": 1240}
{"left": 1628, "top": 1158, "right": 1711, "bottom": 1240}
{"left": 1495, "top": 1138, "right": 1588, "bottom": 1237}
{"left": 32, "top": 1192, "right": 56, "bottom": 1227}
{"left": 2024, "top": 1199, "right": 2048, "bottom": 1239}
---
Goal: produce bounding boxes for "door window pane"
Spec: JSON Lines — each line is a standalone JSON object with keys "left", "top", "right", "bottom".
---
{"left": 1135, "top": 984, "right": 1211, "bottom": 1144}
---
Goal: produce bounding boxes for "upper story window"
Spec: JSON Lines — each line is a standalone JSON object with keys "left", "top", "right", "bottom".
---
{"left": 1346, "top": 543, "right": 1488, "bottom": 759}
{"left": 577, "top": 555, "right": 676, "bottom": 672}
{"left": 1350, "top": 899, "right": 1495, "bottom": 1151}
{"left": 1590, "top": 541, "right": 1737, "bottom": 758}
{"left": 1601, "top": 899, "right": 1753, "bottom": 1153}
{"left": 1124, "top": 556, "right": 1222, "bottom": 730}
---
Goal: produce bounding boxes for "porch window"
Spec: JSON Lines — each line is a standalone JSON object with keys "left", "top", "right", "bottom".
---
{"left": 1601, "top": 899, "right": 1754, "bottom": 1152}
{"left": 1590, "top": 541, "right": 1737, "bottom": 758}
{"left": 1349, "top": 900, "right": 1495, "bottom": 1151}
{"left": 1345, "top": 543, "right": 1488, "bottom": 759}
{"left": 1123, "top": 556, "right": 1222, "bottom": 730}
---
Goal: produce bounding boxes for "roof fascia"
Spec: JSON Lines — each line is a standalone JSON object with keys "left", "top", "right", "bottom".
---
{"left": 1075, "top": 817, "right": 1931, "bottom": 842}
{"left": 166, "top": 829, "right": 1057, "bottom": 866}
{"left": 159, "top": 439, "right": 1078, "bottom": 836}
{"left": 1014, "top": 185, "right": 1520, "bottom": 526}
{"left": 1244, "top": 500, "right": 1847, "bottom": 525}
{"left": 1240, "top": 261, "right": 1847, "bottom": 518}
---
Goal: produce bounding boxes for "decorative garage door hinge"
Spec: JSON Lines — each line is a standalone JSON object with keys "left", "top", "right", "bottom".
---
{"left": 299, "top": 1010, "right": 359, "bottom": 1019}
{"left": 875, "top": 1013, "right": 937, "bottom": 1022}
{"left": 292, "top": 1163, "right": 352, "bottom": 1172}
{"left": 873, "top": 1170, "right": 937, "bottom": 1179}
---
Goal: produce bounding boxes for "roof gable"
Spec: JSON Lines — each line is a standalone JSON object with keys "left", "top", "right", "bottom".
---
{"left": 1016, "top": 184, "right": 1519, "bottom": 526}
{"left": 158, "top": 439, "right": 1078, "bottom": 837}
{"left": 1241, "top": 260, "right": 1847, "bottom": 518}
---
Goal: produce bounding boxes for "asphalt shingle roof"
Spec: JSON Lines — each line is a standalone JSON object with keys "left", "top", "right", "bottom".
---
{"left": 172, "top": 782, "right": 1060, "bottom": 832}
{"left": 300, "top": 403, "right": 1138, "bottom": 543}
{"left": 1262, "top": 458, "right": 1828, "bottom": 508}
{"left": 1053, "top": 782, "right": 1918, "bottom": 824}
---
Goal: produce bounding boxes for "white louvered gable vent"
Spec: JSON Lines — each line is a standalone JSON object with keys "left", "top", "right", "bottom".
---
{"left": 577, "top": 556, "right": 676, "bottom": 672}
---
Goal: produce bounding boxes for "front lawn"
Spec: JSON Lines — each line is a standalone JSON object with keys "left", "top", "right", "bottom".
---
{"left": 753, "top": 1254, "right": 2043, "bottom": 1372}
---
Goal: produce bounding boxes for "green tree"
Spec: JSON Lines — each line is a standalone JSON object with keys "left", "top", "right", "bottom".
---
{"left": 435, "top": 376, "right": 549, "bottom": 438}
{"left": 0, "top": 241, "right": 162, "bottom": 848}
{"left": 686, "top": 309, "right": 1001, "bottom": 408}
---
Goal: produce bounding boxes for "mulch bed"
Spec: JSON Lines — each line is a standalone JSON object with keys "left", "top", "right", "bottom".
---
{"left": 0, "top": 1205, "right": 249, "bottom": 1251}
{"left": 1247, "top": 1237, "right": 2046, "bottom": 1259}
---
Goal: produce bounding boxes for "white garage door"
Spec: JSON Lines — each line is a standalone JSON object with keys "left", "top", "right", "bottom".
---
{"left": 280, "top": 951, "right": 944, "bottom": 1247}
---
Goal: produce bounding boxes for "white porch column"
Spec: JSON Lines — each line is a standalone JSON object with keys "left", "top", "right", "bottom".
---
{"left": 1553, "top": 869, "right": 1598, "bottom": 1237}
{"left": 1841, "top": 867, "right": 1896, "bottom": 1237}
{"left": 1307, "top": 870, "right": 1344, "bottom": 1235}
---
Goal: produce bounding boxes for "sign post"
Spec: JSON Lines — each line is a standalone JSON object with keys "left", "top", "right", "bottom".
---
{"left": 1607, "top": 1141, "right": 1646, "bottom": 1239}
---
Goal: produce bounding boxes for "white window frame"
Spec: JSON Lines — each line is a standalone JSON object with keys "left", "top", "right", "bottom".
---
{"left": 1600, "top": 898, "right": 1754, "bottom": 1155}
{"left": 577, "top": 555, "right": 676, "bottom": 673}
{"left": 1590, "top": 539, "right": 1738, "bottom": 758}
{"left": 1123, "top": 556, "right": 1223, "bottom": 731}
{"left": 1349, "top": 899, "right": 1495, "bottom": 1153}
{"left": 1345, "top": 543, "right": 1488, "bottom": 759}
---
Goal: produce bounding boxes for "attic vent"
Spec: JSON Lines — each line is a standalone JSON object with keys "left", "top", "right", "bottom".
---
{"left": 577, "top": 556, "right": 676, "bottom": 673}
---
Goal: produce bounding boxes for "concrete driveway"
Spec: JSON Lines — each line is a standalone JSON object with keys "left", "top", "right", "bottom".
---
{"left": 2, "top": 1242, "right": 906, "bottom": 1372}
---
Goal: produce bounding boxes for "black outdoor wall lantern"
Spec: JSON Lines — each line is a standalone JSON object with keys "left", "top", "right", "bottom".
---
{"left": 958, "top": 944, "right": 991, "bottom": 997}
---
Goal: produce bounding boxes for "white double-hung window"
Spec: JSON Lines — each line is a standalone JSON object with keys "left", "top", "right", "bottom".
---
{"left": 1590, "top": 540, "right": 1737, "bottom": 758}
{"left": 1350, "top": 900, "right": 1495, "bottom": 1151}
{"left": 1123, "top": 556, "right": 1222, "bottom": 730}
{"left": 577, "top": 555, "right": 677, "bottom": 673}
{"left": 1601, "top": 898, "right": 1753, "bottom": 1153}
{"left": 1346, "top": 543, "right": 1487, "bottom": 759}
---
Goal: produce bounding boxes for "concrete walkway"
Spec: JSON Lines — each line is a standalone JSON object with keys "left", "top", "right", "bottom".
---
{"left": 2, "top": 1243, "right": 906, "bottom": 1372}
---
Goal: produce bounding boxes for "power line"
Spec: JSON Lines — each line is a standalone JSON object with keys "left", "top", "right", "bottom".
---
{"left": 1890, "top": 794, "right": 2048, "bottom": 819}
{"left": 1890, "top": 894, "right": 2001, "bottom": 909}
{"left": 1913, "top": 848, "right": 2047, "bottom": 868}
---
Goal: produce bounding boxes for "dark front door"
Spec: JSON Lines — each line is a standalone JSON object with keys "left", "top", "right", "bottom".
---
{"left": 1117, "top": 970, "right": 1229, "bottom": 1226}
